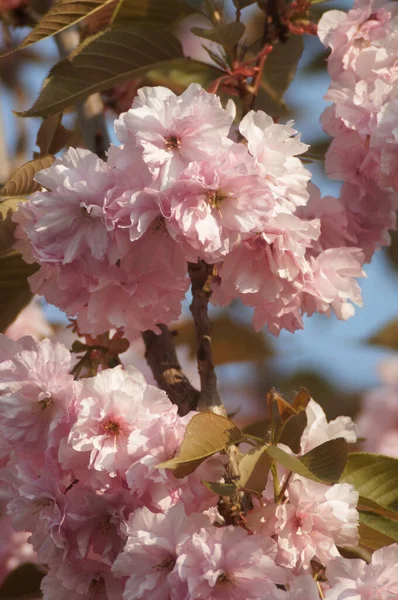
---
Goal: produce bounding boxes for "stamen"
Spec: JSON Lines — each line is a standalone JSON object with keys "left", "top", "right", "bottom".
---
{"left": 102, "top": 419, "right": 121, "bottom": 436}
{"left": 207, "top": 189, "right": 227, "bottom": 209}
{"left": 164, "top": 135, "right": 181, "bottom": 151}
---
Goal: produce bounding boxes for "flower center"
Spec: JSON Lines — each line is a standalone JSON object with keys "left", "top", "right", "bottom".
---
{"left": 294, "top": 515, "right": 302, "bottom": 529}
{"left": 88, "top": 576, "right": 106, "bottom": 599}
{"left": 152, "top": 216, "right": 166, "bottom": 232}
{"left": 37, "top": 396, "right": 53, "bottom": 411}
{"left": 155, "top": 555, "right": 176, "bottom": 572}
{"left": 207, "top": 188, "right": 227, "bottom": 209}
{"left": 99, "top": 515, "right": 112, "bottom": 534}
{"left": 102, "top": 419, "right": 121, "bottom": 436}
{"left": 216, "top": 572, "right": 231, "bottom": 585}
{"left": 164, "top": 135, "right": 181, "bottom": 151}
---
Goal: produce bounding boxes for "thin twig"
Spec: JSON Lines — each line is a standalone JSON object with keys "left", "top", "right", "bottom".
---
{"left": 240, "top": 0, "right": 288, "bottom": 117}
{"left": 188, "top": 261, "right": 225, "bottom": 414}
{"left": 142, "top": 325, "right": 200, "bottom": 416}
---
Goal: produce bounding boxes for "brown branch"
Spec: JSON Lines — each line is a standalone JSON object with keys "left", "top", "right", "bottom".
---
{"left": 188, "top": 261, "right": 225, "bottom": 414}
{"left": 142, "top": 325, "right": 200, "bottom": 417}
{"left": 241, "top": 0, "right": 289, "bottom": 116}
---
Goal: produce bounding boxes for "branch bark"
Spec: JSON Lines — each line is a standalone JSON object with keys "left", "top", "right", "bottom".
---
{"left": 188, "top": 261, "right": 225, "bottom": 414}
{"left": 142, "top": 325, "right": 200, "bottom": 416}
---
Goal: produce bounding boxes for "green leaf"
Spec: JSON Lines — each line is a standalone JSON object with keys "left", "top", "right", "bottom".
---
{"left": 267, "top": 438, "right": 348, "bottom": 484}
{"left": 367, "top": 318, "right": 398, "bottom": 350}
{"left": 359, "top": 521, "right": 397, "bottom": 550}
{"left": 358, "top": 495, "right": 398, "bottom": 520}
{"left": 386, "top": 229, "right": 398, "bottom": 272}
{"left": 342, "top": 453, "right": 398, "bottom": 511}
{"left": 86, "top": 0, "right": 197, "bottom": 33}
{"left": 0, "top": 156, "right": 54, "bottom": 196}
{"left": 35, "top": 113, "right": 71, "bottom": 157}
{"left": 113, "top": 0, "right": 196, "bottom": 24}
{"left": 302, "top": 139, "right": 330, "bottom": 164}
{"left": 0, "top": 251, "right": 39, "bottom": 333}
{"left": 238, "top": 445, "right": 271, "bottom": 494}
{"left": 233, "top": 0, "right": 256, "bottom": 8}
{"left": 300, "top": 437, "right": 348, "bottom": 483}
{"left": 157, "top": 412, "right": 244, "bottom": 478}
{"left": 203, "top": 481, "right": 237, "bottom": 496}
{"left": 18, "top": 25, "right": 194, "bottom": 118}
{"left": 191, "top": 22, "right": 245, "bottom": 49}
{"left": 0, "top": 198, "right": 26, "bottom": 254}
{"left": 0, "top": 563, "right": 44, "bottom": 599}
{"left": 257, "top": 35, "right": 304, "bottom": 116}
{"left": 358, "top": 512, "right": 398, "bottom": 548}
{"left": 175, "top": 314, "right": 273, "bottom": 365}
{"left": 8, "top": 0, "right": 116, "bottom": 53}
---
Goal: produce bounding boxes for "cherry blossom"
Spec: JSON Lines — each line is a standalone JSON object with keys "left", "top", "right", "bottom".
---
{"left": 112, "top": 505, "right": 204, "bottom": 600}
{"left": 161, "top": 144, "right": 275, "bottom": 262}
{"left": 300, "top": 399, "right": 357, "bottom": 453}
{"left": 250, "top": 477, "right": 358, "bottom": 573}
{"left": 175, "top": 522, "right": 289, "bottom": 599}
{"left": 61, "top": 365, "right": 173, "bottom": 477}
{"left": 113, "top": 83, "right": 235, "bottom": 187}
{"left": 0, "top": 336, "right": 76, "bottom": 457}
{"left": 239, "top": 110, "right": 311, "bottom": 211}
{"left": 357, "top": 357, "right": 398, "bottom": 457}
{"left": 325, "top": 544, "right": 398, "bottom": 599}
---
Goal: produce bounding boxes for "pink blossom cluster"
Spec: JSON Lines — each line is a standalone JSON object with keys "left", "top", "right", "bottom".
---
{"left": 14, "top": 83, "right": 366, "bottom": 338}
{"left": 0, "top": 335, "right": 223, "bottom": 598}
{"left": 317, "top": 0, "right": 398, "bottom": 261}
{"left": 1, "top": 334, "right": 398, "bottom": 598}
{"left": 357, "top": 357, "right": 398, "bottom": 457}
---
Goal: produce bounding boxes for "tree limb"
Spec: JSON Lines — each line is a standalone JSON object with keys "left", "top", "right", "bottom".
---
{"left": 188, "top": 261, "right": 225, "bottom": 414}
{"left": 142, "top": 325, "right": 200, "bottom": 416}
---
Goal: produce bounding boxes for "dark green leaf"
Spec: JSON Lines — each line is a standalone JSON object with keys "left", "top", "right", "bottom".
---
{"left": 0, "top": 198, "right": 26, "bottom": 254}
{"left": 267, "top": 437, "right": 348, "bottom": 484}
{"left": 0, "top": 563, "right": 44, "bottom": 599}
{"left": 266, "top": 444, "right": 321, "bottom": 482}
{"left": 300, "top": 437, "right": 348, "bottom": 483}
{"left": 368, "top": 318, "right": 398, "bottom": 350}
{"left": 386, "top": 229, "right": 398, "bottom": 272}
{"left": 18, "top": 26, "right": 196, "bottom": 118}
{"left": 257, "top": 35, "right": 304, "bottom": 116}
{"left": 35, "top": 113, "right": 71, "bottom": 157}
{"left": 233, "top": 0, "right": 256, "bottom": 8}
{"left": 0, "top": 251, "right": 39, "bottom": 333}
{"left": 191, "top": 22, "right": 245, "bottom": 49}
{"left": 86, "top": 0, "right": 197, "bottom": 33}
